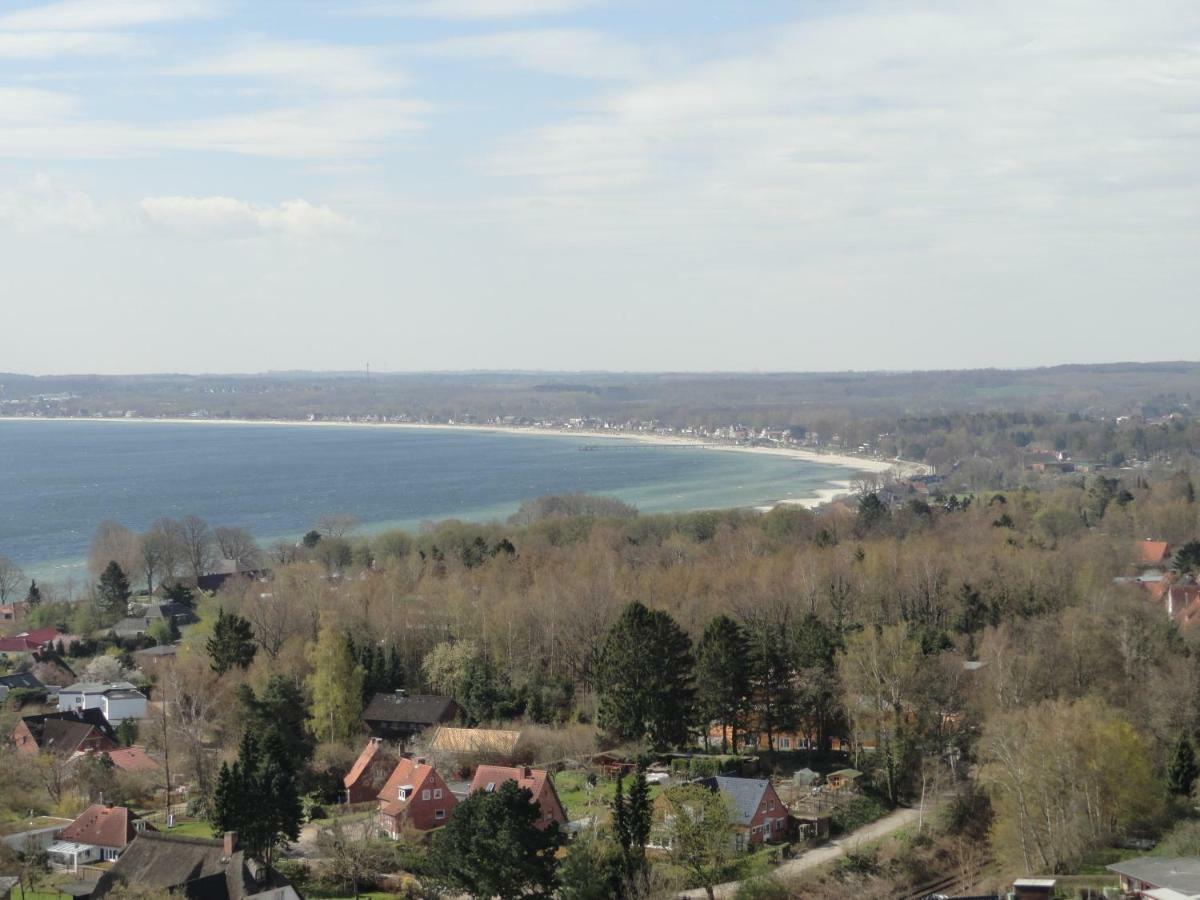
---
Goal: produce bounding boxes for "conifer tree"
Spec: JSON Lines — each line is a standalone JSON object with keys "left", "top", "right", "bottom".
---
{"left": 96, "top": 561, "right": 131, "bottom": 614}
{"left": 596, "top": 601, "right": 695, "bottom": 747}
{"left": 1169, "top": 735, "right": 1199, "bottom": 796}
{"left": 210, "top": 732, "right": 300, "bottom": 861}
{"left": 25, "top": 579, "right": 42, "bottom": 607}
{"left": 695, "top": 615, "right": 752, "bottom": 752}
{"left": 207, "top": 608, "right": 257, "bottom": 675}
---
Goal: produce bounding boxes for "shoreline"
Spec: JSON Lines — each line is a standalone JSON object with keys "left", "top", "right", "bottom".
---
{"left": 0, "top": 415, "right": 924, "bottom": 480}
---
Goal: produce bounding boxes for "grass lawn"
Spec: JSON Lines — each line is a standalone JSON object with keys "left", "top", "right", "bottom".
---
{"left": 553, "top": 771, "right": 663, "bottom": 823}
{"left": 12, "top": 891, "right": 73, "bottom": 900}
{"left": 162, "top": 818, "right": 214, "bottom": 838}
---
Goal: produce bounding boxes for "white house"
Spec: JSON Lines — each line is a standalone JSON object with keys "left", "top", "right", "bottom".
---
{"left": 47, "top": 805, "right": 146, "bottom": 872}
{"left": 57, "top": 681, "right": 147, "bottom": 724}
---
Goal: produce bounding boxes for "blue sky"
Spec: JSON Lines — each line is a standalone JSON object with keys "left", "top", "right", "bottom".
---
{"left": 1, "top": 0, "right": 1198, "bottom": 375}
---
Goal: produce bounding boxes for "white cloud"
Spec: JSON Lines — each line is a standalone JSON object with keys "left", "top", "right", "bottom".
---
{"left": 0, "top": 174, "right": 106, "bottom": 232}
{"left": 0, "top": 30, "right": 138, "bottom": 58}
{"left": 482, "top": 1, "right": 1200, "bottom": 246}
{"left": 174, "top": 37, "right": 405, "bottom": 94}
{"left": 138, "top": 195, "right": 357, "bottom": 238}
{"left": 0, "top": 0, "right": 220, "bottom": 31}
{"left": 0, "top": 86, "right": 79, "bottom": 122}
{"left": 421, "top": 29, "right": 653, "bottom": 80}
{"left": 358, "top": 0, "right": 598, "bottom": 20}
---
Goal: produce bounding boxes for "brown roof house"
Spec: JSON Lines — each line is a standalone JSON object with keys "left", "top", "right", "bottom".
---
{"left": 344, "top": 737, "right": 397, "bottom": 803}
{"left": 469, "top": 765, "right": 566, "bottom": 831}
{"left": 376, "top": 757, "right": 458, "bottom": 838}
{"left": 362, "top": 691, "right": 459, "bottom": 742}
{"left": 91, "top": 831, "right": 300, "bottom": 900}
{"left": 48, "top": 804, "right": 150, "bottom": 871}
{"left": 12, "top": 709, "right": 119, "bottom": 756}
{"left": 427, "top": 726, "right": 525, "bottom": 769}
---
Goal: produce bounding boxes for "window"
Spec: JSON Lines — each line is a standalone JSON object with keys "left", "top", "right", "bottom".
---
{"left": 485, "top": 782, "right": 496, "bottom": 792}
{"left": 422, "top": 789, "right": 430, "bottom": 801}
{"left": 779, "top": 737, "right": 791, "bottom": 750}
{"left": 433, "top": 789, "right": 442, "bottom": 799}
{"left": 435, "top": 809, "right": 446, "bottom": 820}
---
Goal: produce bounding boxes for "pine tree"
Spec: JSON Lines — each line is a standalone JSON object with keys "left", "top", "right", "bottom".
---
{"left": 209, "top": 732, "right": 301, "bottom": 862}
{"left": 25, "top": 580, "right": 42, "bottom": 607}
{"left": 207, "top": 608, "right": 257, "bottom": 674}
{"left": 626, "top": 767, "right": 651, "bottom": 863}
{"left": 695, "top": 615, "right": 752, "bottom": 752}
{"left": 96, "top": 561, "right": 131, "bottom": 614}
{"left": 307, "top": 613, "right": 365, "bottom": 742}
{"left": 595, "top": 601, "right": 696, "bottom": 748}
{"left": 1169, "top": 735, "right": 1199, "bottom": 796}
{"left": 611, "top": 775, "right": 629, "bottom": 857}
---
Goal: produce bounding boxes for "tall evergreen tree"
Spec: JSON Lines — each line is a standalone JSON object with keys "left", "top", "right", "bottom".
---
{"left": 236, "top": 676, "right": 314, "bottom": 771}
{"left": 611, "top": 774, "right": 629, "bottom": 858}
{"left": 1169, "top": 735, "right": 1199, "bottom": 796}
{"left": 25, "top": 579, "right": 42, "bottom": 607}
{"left": 695, "top": 615, "right": 752, "bottom": 752}
{"left": 207, "top": 608, "right": 257, "bottom": 675}
{"left": 210, "top": 732, "right": 301, "bottom": 861}
{"left": 96, "top": 561, "right": 131, "bottom": 614}
{"left": 595, "top": 601, "right": 695, "bottom": 748}
{"left": 429, "top": 779, "right": 563, "bottom": 900}
{"left": 744, "top": 621, "right": 797, "bottom": 752}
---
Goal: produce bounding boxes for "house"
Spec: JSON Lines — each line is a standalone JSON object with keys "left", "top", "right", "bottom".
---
{"left": 91, "top": 831, "right": 300, "bottom": 900}
{"left": 469, "top": 766, "right": 567, "bottom": 831}
{"left": 0, "top": 626, "right": 64, "bottom": 656}
{"left": 1138, "top": 540, "right": 1172, "bottom": 568}
{"left": 12, "top": 709, "right": 119, "bottom": 756}
{"left": 72, "top": 746, "right": 161, "bottom": 777}
{"left": 428, "top": 726, "right": 524, "bottom": 766}
{"left": 1108, "top": 857, "right": 1200, "bottom": 898}
{"left": 376, "top": 757, "right": 458, "bottom": 837}
{"left": 826, "top": 768, "right": 863, "bottom": 791}
{"left": 694, "top": 776, "right": 789, "bottom": 851}
{"left": 132, "top": 644, "right": 178, "bottom": 673}
{"left": 58, "top": 682, "right": 148, "bottom": 724}
{"left": 344, "top": 737, "right": 396, "bottom": 803}
{"left": 0, "top": 601, "right": 29, "bottom": 622}
{"left": 0, "top": 876, "right": 17, "bottom": 900}
{"left": 113, "top": 603, "right": 196, "bottom": 640}
{"left": 362, "top": 691, "right": 459, "bottom": 742}
{"left": 1013, "top": 878, "right": 1057, "bottom": 899}
{"left": 1166, "top": 584, "right": 1200, "bottom": 627}
{"left": 0, "top": 670, "right": 44, "bottom": 701}
{"left": 0, "top": 817, "right": 75, "bottom": 854}
{"left": 48, "top": 804, "right": 149, "bottom": 871}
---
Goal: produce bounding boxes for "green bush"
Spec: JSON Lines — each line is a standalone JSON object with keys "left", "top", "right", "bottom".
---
{"left": 835, "top": 848, "right": 879, "bottom": 877}
{"left": 830, "top": 795, "right": 889, "bottom": 835}
{"left": 733, "top": 875, "right": 792, "bottom": 900}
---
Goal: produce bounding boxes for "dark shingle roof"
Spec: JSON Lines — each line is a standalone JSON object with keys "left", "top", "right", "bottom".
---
{"left": 91, "top": 833, "right": 293, "bottom": 900}
{"left": 363, "top": 692, "right": 456, "bottom": 725}
{"left": 20, "top": 709, "right": 118, "bottom": 752}
{"left": 0, "top": 672, "right": 44, "bottom": 690}
{"left": 696, "top": 776, "right": 770, "bottom": 827}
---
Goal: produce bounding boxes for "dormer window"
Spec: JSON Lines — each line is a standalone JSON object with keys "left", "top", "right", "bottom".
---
{"left": 399, "top": 785, "right": 413, "bottom": 801}
{"left": 485, "top": 782, "right": 496, "bottom": 792}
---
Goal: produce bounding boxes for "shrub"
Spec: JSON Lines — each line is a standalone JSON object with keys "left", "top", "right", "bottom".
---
{"left": 734, "top": 875, "right": 792, "bottom": 900}
{"left": 830, "top": 795, "right": 889, "bottom": 835}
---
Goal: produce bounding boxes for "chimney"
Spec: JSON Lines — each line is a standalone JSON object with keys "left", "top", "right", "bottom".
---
{"left": 223, "top": 831, "right": 239, "bottom": 856}
{"left": 416, "top": 757, "right": 427, "bottom": 766}
{"left": 523, "top": 767, "right": 533, "bottom": 779}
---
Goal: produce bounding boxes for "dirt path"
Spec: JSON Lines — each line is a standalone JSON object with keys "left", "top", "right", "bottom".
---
{"left": 680, "top": 806, "right": 925, "bottom": 899}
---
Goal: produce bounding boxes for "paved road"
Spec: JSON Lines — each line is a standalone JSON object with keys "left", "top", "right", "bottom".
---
{"left": 680, "top": 805, "right": 925, "bottom": 899}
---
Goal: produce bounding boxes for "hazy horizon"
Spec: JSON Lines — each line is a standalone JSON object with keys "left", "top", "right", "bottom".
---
{"left": 3, "top": 0, "right": 1198, "bottom": 374}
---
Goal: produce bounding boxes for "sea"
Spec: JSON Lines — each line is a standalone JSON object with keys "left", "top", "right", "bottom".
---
{"left": 0, "top": 419, "right": 859, "bottom": 584}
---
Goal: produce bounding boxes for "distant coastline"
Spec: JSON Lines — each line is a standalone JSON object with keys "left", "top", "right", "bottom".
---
{"left": 1, "top": 415, "right": 925, "bottom": 501}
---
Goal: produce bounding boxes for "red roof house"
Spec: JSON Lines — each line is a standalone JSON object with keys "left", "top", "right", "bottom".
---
{"left": 344, "top": 738, "right": 396, "bottom": 803}
{"left": 469, "top": 765, "right": 566, "bottom": 831}
{"left": 72, "top": 745, "right": 161, "bottom": 775}
{"left": 50, "top": 804, "right": 149, "bottom": 869}
{"left": 376, "top": 757, "right": 458, "bottom": 837}
{"left": 1138, "top": 540, "right": 1171, "bottom": 567}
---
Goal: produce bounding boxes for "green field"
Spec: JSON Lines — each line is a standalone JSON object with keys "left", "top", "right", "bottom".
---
{"left": 553, "top": 771, "right": 663, "bottom": 823}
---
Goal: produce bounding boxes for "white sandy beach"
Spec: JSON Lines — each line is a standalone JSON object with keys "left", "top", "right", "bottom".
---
{"left": 2, "top": 415, "right": 928, "bottom": 509}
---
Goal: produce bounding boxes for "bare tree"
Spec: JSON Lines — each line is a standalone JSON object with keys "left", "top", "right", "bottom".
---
{"left": 0, "top": 556, "right": 24, "bottom": 603}
{"left": 315, "top": 513, "right": 360, "bottom": 539}
{"left": 180, "top": 515, "right": 216, "bottom": 580}
{"left": 88, "top": 520, "right": 142, "bottom": 581}
{"left": 214, "top": 526, "right": 262, "bottom": 571}
{"left": 242, "top": 584, "right": 299, "bottom": 659}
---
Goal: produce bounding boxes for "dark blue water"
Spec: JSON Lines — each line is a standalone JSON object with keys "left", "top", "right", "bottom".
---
{"left": 0, "top": 420, "right": 855, "bottom": 581}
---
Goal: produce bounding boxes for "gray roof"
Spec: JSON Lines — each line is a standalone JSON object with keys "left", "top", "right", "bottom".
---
{"left": 61, "top": 681, "right": 141, "bottom": 695}
{"left": 133, "top": 644, "right": 179, "bottom": 657}
{"left": 696, "top": 776, "right": 771, "bottom": 827}
{"left": 1109, "top": 857, "right": 1200, "bottom": 892}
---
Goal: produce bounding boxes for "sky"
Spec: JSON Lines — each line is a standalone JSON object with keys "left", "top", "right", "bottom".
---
{"left": 0, "top": 0, "right": 1198, "bottom": 375}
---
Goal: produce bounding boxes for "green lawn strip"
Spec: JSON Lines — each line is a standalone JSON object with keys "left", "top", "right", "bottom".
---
{"left": 162, "top": 818, "right": 214, "bottom": 838}
{"left": 552, "top": 771, "right": 662, "bottom": 823}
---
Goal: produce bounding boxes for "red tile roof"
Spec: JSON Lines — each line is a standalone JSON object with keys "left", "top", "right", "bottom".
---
{"left": 345, "top": 738, "right": 385, "bottom": 790}
{"left": 57, "top": 805, "right": 141, "bottom": 850}
{"left": 377, "top": 758, "right": 437, "bottom": 817}
{"left": 102, "top": 746, "right": 161, "bottom": 774}
{"left": 470, "top": 764, "right": 550, "bottom": 798}
{"left": 1138, "top": 540, "right": 1171, "bottom": 565}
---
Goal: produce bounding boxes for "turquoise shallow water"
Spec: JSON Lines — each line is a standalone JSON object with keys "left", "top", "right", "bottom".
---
{"left": 0, "top": 420, "right": 859, "bottom": 583}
